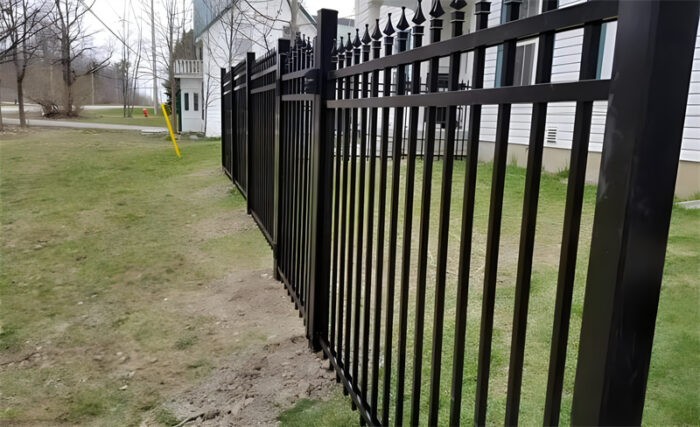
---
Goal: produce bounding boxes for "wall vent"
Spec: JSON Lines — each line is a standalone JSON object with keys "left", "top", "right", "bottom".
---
{"left": 546, "top": 127, "right": 557, "bottom": 144}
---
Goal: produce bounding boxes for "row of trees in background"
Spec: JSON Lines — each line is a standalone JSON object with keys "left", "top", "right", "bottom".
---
{"left": 0, "top": 0, "right": 112, "bottom": 127}
{"left": 0, "top": 0, "right": 192, "bottom": 130}
{"left": 1, "top": 0, "right": 297, "bottom": 133}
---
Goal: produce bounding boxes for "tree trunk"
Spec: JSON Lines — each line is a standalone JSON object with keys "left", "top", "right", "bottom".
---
{"left": 170, "top": 71, "right": 177, "bottom": 133}
{"left": 62, "top": 34, "right": 73, "bottom": 116}
{"left": 0, "top": 80, "right": 4, "bottom": 132}
{"left": 17, "top": 76, "right": 26, "bottom": 127}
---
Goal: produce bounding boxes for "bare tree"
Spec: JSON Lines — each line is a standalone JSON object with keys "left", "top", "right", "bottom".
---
{"left": 155, "top": 0, "right": 186, "bottom": 131}
{"left": 117, "top": 0, "right": 144, "bottom": 117}
{"left": 1, "top": 0, "right": 51, "bottom": 126}
{"left": 200, "top": 0, "right": 286, "bottom": 134}
{"left": 50, "top": 0, "right": 109, "bottom": 116}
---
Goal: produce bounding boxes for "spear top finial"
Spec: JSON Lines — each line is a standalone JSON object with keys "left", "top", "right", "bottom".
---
{"left": 362, "top": 24, "right": 371, "bottom": 44}
{"left": 430, "top": 0, "right": 445, "bottom": 17}
{"left": 413, "top": 0, "right": 426, "bottom": 25}
{"left": 396, "top": 6, "right": 410, "bottom": 30}
{"left": 353, "top": 28, "right": 361, "bottom": 47}
{"left": 338, "top": 36, "right": 345, "bottom": 53}
{"left": 345, "top": 33, "right": 353, "bottom": 50}
{"left": 331, "top": 38, "right": 337, "bottom": 55}
{"left": 372, "top": 18, "right": 382, "bottom": 40}
{"left": 450, "top": 0, "right": 467, "bottom": 9}
{"left": 383, "top": 13, "right": 395, "bottom": 36}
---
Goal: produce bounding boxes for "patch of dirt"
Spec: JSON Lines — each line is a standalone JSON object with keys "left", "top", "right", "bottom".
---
{"left": 186, "top": 212, "right": 256, "bottom": 242}
{"left": 192, "top": 182, "right": 233, "bottom": 200}
{"left": 146, "top": 269, "right": 338, "bottom": 426}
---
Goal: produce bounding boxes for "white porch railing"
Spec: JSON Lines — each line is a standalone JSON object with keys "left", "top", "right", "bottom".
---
{"left": 174, "top": 59, "right": 203, "bottom": 77}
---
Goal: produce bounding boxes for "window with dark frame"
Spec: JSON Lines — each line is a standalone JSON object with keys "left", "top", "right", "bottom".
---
{"left": 194, "top": 93, "right": 199, "bottom": 111}
{"left": 184, "top": 92, "right": 189, "bottom": 111}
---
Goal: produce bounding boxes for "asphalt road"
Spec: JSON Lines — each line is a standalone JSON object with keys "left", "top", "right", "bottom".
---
{"left": 2, "top": 117, "right": 167, "bottom": 132}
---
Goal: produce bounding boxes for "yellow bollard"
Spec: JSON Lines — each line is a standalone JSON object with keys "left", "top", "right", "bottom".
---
{"left": 161, "top": 103, "right": 181, "bottom": 158}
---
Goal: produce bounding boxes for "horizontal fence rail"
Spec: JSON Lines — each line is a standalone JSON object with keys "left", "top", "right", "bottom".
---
{"left": 221, "top": 1, "right": 700, "bottom": 425}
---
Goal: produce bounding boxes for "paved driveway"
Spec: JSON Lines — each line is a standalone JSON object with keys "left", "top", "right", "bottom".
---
{"left": 2, "top": 117, "right": 166, "bottom": 132}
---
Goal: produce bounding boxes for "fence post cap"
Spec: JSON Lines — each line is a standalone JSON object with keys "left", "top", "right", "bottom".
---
{"left": 429, "top": 0, "right": 445, "bottom": 18}
{"left": 362, "top": 24, "right": 371, "bottom": 44}
{"left": 413, "top": 0, "right": 426, "bottom": 25}
{"left": 475, "top": 0, "right": 491, "bottom": 14}
{"left": 450, "top": 0, "right": 467, "bottom": 10}
{"left": 397, "top": 6, "right": 410, "bottom": 30}
{"left": 383, "top": 13, "right": 395, "bottom": 36}
{"left": 371, "top": 19, "right": 382, "bottom": 39}
{"left": 353, "top": 28, "right": 362, "bottom": 47}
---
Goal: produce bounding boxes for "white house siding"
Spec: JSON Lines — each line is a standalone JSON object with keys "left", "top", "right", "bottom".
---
{"left": 478, "top": 0, "right": 700, "bottom": 168}
{"left": 197, "top": 2, "right": 316, "bottom": 137}
{"left": 683, "top": 25, "right": 700, "bottom": 163}
{"left": 179, "top": 77, "right": 205, "bottom": 132}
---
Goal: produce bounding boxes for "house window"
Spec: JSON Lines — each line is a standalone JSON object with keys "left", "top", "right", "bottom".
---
{"left": 513, "top": 41, "right": 537, "bottom": 86}
{"left": 194, "top": 93, "right": 199, "bottom": 111}
{"left": 494, "top": 0, "right": 541, "bottom": 87}
{"left": 184, "top": 93, "right": 189, "bottom": 111}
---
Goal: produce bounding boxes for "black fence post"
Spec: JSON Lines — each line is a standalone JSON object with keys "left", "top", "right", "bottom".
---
{"left": 571, "top": 1, "right": 699, "bottom": 425}
{"left": 274, "top": 39, "right": 290, "bottom": 281}
{"left": 221, "top": 67, "right": 226, "bottom": 173}
{"left": 245, "top": 52, "right": 255, "bottom": 214}
{"left": 307, "top": 8, "right": 338, "bottom": 351}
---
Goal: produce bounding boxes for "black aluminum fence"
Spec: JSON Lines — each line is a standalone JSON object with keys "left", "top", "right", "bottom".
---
{"left": 249, "top": 49, "right": 278, "bottom": 244}
{"left": 221, "top": 1, "right": 699, "bottom": 425}
{"left": 229, "top": 59, "right": 249, "bottom": 197}
{"left": 221, "top": 67, "right": 232, "bottom": 179}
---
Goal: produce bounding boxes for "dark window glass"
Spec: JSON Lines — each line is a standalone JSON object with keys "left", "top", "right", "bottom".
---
{"left": 513, "top": 43, "right": 536, "bottom": 86}
{"left": 184, "top": 93, "right": 189, "bottom": 111}
{"left": 194, "top": 93, "right": 199, "bottom": 111}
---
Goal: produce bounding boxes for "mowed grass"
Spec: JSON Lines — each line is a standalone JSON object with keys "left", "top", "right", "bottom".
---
{"left": 280, "top": 150, "right": 699, "bottom": 425}
{"left": 0, "top": 128, "right": 270, "bottom": 424}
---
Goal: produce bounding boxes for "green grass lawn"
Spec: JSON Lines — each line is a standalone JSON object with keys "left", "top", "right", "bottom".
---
{"left": 0, "top": 128, "right": 271, "bottom": 424}
{"left": 1, "top": 127, "right": 697, "bottom": 426}
{"left": 280, "top": 153, "right": 699, "bottom": 426}
{"left": 73, "top": 107, "right": 167, "bottom": 127}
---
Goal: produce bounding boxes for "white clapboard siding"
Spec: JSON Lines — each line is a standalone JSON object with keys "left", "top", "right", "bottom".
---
{"left": 681, "top": 26, "right": 700, "bottom": 162}
{"left": 478, "top": 0, "right": 699, "bottom": 163}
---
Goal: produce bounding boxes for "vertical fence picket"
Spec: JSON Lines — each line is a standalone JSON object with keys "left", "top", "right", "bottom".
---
{"left": 360, "top": 24, "right": 373, "bottom": 406}
{"left": 427, "top": 1, "right": 466, "bottom": 425}
{"left": 410, "top": 1, "right": 444, "bottom": 423}
{"left": 474, "top": 1, "right": 520, "bottom": 424}
{"left": 343, "top": 34, "right": 355, "bottom": 387}
{"left": 351, "top": 29, "right": 364, "bottom": 398}
{"left": 367, "top": 18, "right": 383, "bottom": 422}
{"left": 504, "top": 0, "right": 557, "bottom": 422}
{"left": 379, "top": 18, "right": 396, "bottom": 425}
{"left": 449, "top": 2, "right": 489, "bottom": 425}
